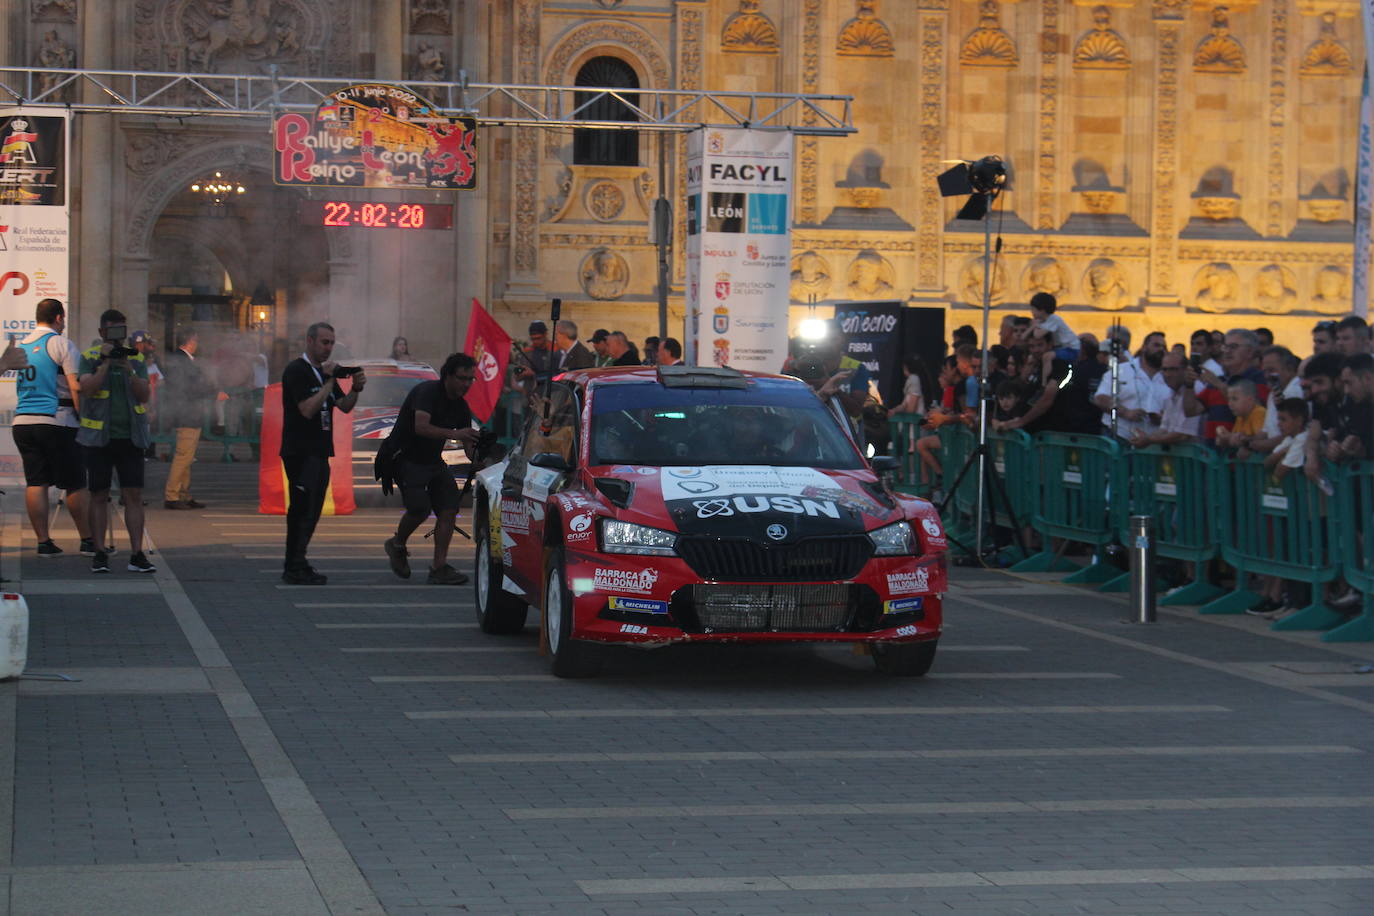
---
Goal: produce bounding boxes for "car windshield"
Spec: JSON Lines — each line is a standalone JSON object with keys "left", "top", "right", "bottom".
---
{"left": 590, "top": 378, "right": 863, "bottom": 469}
{"left": 353, "top": 373, "right": 433, "bottom": 410}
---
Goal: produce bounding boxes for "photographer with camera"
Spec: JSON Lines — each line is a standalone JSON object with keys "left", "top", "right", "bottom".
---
{"left": 788, "top": 320, "right": 869, "bottom": 428}
{"left": 279, "top": 322, "right": 365, "bottom": 585}
{"left": 382, "top": 353, "right": 481, "bottom": 585}
{"left": 77, "top": 309, "right": 154, "bottom": 574}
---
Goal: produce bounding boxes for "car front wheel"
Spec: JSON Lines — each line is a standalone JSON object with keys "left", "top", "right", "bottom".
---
{"left": 474, "top": 508, "right": 529, "bottom": 634}
{"left": 872, "top": 638, "right": 938, "bottom": 677}
{"left": 544, "top": 548, "right": 601, "bottom": 678}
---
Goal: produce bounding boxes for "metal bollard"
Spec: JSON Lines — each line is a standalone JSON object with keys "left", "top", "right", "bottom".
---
{"left": 1129, "top": 515, "right": 1156, "bottom": 624}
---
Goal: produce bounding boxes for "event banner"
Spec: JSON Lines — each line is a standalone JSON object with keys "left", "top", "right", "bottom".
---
{"left": 834, "top": 301, "right": 904, "bottom": 406}
{"left": 274, "top": 83, "right": 477, "bottom": 190}
{"left": 684, "top": 128, "right": 792, "bottom": 371}
{"left": 0, "top": 108, "right": 70, "bottom": 481}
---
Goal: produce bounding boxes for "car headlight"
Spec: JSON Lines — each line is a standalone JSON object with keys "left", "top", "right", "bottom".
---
{"left": 868, "top": 521, "right": 915, "bottom": 556}
{"left": 601, "top": 519, "right": 678, "bottom": 556}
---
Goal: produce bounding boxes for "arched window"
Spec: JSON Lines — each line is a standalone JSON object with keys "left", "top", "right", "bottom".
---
{"left": 573, "top": 56, "right": 639, "bottom": 167}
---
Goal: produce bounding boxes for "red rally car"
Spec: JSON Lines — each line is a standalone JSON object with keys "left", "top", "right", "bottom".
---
{"left": 471, "top": 365, "right": 948, "bottom": 678}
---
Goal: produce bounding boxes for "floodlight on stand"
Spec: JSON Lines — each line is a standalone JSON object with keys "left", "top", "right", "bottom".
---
{"left": 937, "top": 155, "right": 1008, "bottom": 221}
{"left": 798, "top": 318, "right": 829, "bottom": 342}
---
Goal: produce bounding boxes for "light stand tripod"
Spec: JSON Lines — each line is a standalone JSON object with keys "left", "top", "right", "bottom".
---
{"left": 934, "top": 156, "right": 1026, "bottom": 563}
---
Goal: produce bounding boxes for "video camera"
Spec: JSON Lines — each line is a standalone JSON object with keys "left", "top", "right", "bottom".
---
{"left": 471, "top": 426, "right": 498, "bottom": 463}
{"left": 101, "top": 324, "right": 138, "bottom": 360}
{"left": 792, "top": 318, "right": 840, "bottom": 383}
{"left": 332, "top": 365, "right": 362, "bottom": 379}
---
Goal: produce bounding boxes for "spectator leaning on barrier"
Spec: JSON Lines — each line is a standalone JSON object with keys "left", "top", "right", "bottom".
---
{"left": 1255, "top": 327, "right": 1275, "bottom": 349}
{"left": 1246, "top": 397, "right": 1315, "bottom": 619}
{"left": 1001, "top": 330, "right": 1075, "bottom": 435}
{"left": 1132, "top": 351, "right": 1203, "bottom": 446}
{"left": 1330, "top": 352, "right": 1374, "bottom": 462}
{"left": 1249, "top": 346, "right": 1305, "bottom": 455}
{"left": 278, "top": 321, "right": 365, "bottom": 586}
{"left": 1194, "top": 328, "right": 1269, "bottom": 445}
{"left": 12, "top": 298, "right": 93, "bottom": 558}
{"left": 161, "top": 328, "right": 217, "bottom": 510}
{"left": 77, "top": 309, "right": 155, "bottom": 575}
{"left": 1301, "top": 352, "right": 1344, "bottom": 451}
{"left": 1336, "top": 316, "right": 1372, "bottom": 358}
{"left": 1092, "top": 325, "right": 1165, "bottom": 443}
{"left": 1311, "top": 320, "right": 1337, "bottom": 357}
{"left": 1215, "top": 379, "right": 1266, "bottom": 452}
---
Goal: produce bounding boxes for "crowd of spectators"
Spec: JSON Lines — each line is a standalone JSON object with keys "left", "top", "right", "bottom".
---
{"left": 876, "top": 296, "right": 1373, "bottom": 621}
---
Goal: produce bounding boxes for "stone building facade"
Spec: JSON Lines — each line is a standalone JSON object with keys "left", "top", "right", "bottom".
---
{"left": 6, "top": 0, "right": 1366, "bottom": 366}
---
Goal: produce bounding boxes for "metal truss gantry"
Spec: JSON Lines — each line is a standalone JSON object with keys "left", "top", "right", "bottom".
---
{"left": 0, "top": 67, "right": 855, "bottom": 135}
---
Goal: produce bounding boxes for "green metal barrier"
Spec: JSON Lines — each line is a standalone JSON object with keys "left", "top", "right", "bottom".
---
{"left": 938, "top": 423, "right": 977, "bottom": 550}
{"left": 986, "top": 428, "right": 1035, "bottom": 529}
{"left": 886, "top": 412, "right": 928, "bottom": 496}
{"left": 1326, "top": 460, "right": 1374, "bottom": 642}
{"left": 1011, "top": 432, "right": 1125, "bottom": 579}
{"left": 1200, "top": 455, "right": 1341, "bottom": 622}
{"left": 1100, "top": 442, "right": 1225, "bottom": 602}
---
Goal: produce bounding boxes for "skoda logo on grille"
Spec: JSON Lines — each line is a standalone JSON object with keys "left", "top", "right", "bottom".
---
{"left": 766, "top": 524, "right": 788, "bottom": 541}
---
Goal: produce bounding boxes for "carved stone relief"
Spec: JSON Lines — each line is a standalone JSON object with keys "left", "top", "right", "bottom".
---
{"left": 409, "top": 0, "right": 452, "bottom": 36}
{"left": 580, "top": 248, "right": 630, "bottom": 300}
{"left": 1312, "top": 264, "right": 1350, "bottom": 313}
{"left": 846, "top": 250, "right": 898, "bottom": 299}
{"left": 1084, "top": 258, "right": 1130, "bottom": 310}
{"left": 585, "top": 181, "right": 626, "bottom": 222}
{"left": 1148, "top": 21, "right": 1180, "bottom": 297}
{"left": 30, "top": 0, "right": 77, "bottom": 22}
{"left": 1266, "top": 0, "right": 1289, "bottom": 237}
{"left": 1193, "top": 262, "right": 1239, "bottom": 312}
{"left": 134, "top": 0, "right": 344, "bottom": 75}
{"left": 959, "top": 255, "right": 1007, "bottom": 305}
{"left": 1194, "top": 6, "right": 1245, "bottom": 73}
{"left": 790, "top": 250, "right": 833, "bottom": 302}
{"left": 1023, "top": 257, "right": 1069, "bottom": 298}
{"left": 124, "top": 131, "right": 197, "bottom": 177}
{"left": 1255, "top": 264, "right": 1298, "bottom": 313}
{"left": 1152, "top": 0, "right": 1187, "bottom": 19}
{"left": 960, "top": 0, "right": 1018, "bottom": 68}
{"left": 1073, "top": 5, "right": 1130, "bottom": 69}
{"left": 411, "top": 40, "right": 447, "bottom": 81}
{"left": 916, "top": 12, "right": 945, "bottom": 289}
{"left": 34, "top": 29, "right": 76, "bottom": 96}
{"left": 721, "top": 1, "right": 779, "bottom": 54}
{"left": 837, "top": 0, "right": 895, "bottom": 58}
{"left": 1036, "top": 0, "right": 1059, "bottom": 231}
{"left": 1300, "top": 11, "right": 1353, "bottom": 75}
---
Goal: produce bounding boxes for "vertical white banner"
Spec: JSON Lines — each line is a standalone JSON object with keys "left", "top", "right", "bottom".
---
{"left": 0, "top": 108, "right": 71, "bottom": 482}
{"left": 684, "top": 128, "right": 792, "bottom": 371}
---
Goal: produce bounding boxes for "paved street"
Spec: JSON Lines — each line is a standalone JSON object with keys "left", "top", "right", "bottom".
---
{"left": 3, "top": 451, "right": 1374, "bottom": 914}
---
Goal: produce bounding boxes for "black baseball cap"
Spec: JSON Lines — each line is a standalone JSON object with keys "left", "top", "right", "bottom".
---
{"left": 590, "top": 328, "right": 609, "bottom": 343}
{"left": 528, "top": 320, "right": 548, "bottom": 335}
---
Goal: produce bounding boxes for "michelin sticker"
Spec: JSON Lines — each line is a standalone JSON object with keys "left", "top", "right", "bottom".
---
{"left": 887, "top": 568, "right": 931, "bottom": 595}
{"left": 883, "top": 597, "right": 924, "bottom": 615}
{"left": 594, "top": 567, "right": 660, "bottom": 594}
{"left": 608, "top": 596, "right": 669, "bottom": 614}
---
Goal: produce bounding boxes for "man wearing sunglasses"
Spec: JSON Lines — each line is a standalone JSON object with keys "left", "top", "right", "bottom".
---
{"left": 383, "top": 352, "right": 480, "bottom": 585}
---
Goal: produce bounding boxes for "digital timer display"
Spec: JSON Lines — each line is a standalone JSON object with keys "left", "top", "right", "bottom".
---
{"left": 300, "top": 200, "right": 454, "bottom": 230}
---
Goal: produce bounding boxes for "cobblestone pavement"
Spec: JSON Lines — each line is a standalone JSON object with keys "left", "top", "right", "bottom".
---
{"left": 3, "top": 449, "right": 1374, "bottom": 914}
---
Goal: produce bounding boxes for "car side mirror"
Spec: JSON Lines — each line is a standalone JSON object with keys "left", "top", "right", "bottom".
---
{"left": 870, "top": 455, "right": 899, "bottom": 475}
{"left": 529, "top": 452, "right": 574, "bottom": 473}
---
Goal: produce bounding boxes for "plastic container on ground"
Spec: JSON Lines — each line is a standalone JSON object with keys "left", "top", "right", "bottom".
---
{"left": 0, "top": 592, "right": 29, "bottom": 680}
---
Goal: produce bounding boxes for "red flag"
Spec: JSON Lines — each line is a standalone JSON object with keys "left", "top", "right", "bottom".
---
{"left": 463, "top": 297, "right": 511, "bottom": 422}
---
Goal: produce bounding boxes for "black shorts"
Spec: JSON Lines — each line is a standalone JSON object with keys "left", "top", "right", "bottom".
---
{"left": 13, "top": 424, "right": 86, "bottom": 490}
{"left": 83, "top": 439, "right": 146, "bottom": 492}
{"left": 397, "top": 458, "right": 460, "bottom": 516}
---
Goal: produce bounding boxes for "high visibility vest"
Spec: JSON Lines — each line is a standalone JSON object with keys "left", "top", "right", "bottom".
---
{"left": 75, "top": 346, "right": 150, "bottom": 448}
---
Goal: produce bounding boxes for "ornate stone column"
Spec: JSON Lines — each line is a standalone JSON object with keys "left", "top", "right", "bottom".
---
{"left": 506, "top": 0, "right": 542, "bottom": 298}
{"left": 1146, "top": 0, "right": 1184, "bottom": 306}
{"left": 794, "top": 0, "right": 822, "bottom": 226}
{"left": 374, "top": 0, "right": 404, "bottom": 80}
{"left": 674, "top": 1, "right": 705, "bottom": 282}
{"left": 1034, "top": 0, "right": 1062, "bottom": 232}
{"left": 1265, "top": 0, "right": 1293, "bottom": 238}
{"left": 913, "top": 0, "right": 950, "bottom": 301}
{"left": 78, "top": 0, "right": 119, "bottom": 334}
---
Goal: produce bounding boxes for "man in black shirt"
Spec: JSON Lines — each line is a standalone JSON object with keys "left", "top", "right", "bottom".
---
{"left": 383, "top": 353, "right": 480, "bottom": 585}
{"left": 279, "top": 321, "right": 365, "bottom": 585}
{"left": 1000, "top": 331, "right": 1075, "bottom": 435}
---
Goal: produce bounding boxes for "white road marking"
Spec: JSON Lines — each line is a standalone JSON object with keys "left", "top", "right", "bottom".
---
{"left": 407, "top": 704, "right": 1229, "bottom": 720}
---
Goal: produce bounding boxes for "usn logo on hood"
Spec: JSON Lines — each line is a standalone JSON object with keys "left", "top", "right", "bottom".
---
{"left": 689, "top": 495, "right": 839, "bottom": 519}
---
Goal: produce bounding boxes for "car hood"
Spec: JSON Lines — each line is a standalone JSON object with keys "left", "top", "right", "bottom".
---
{"left": 590, "top": 464, "right": 897, "bottom": 541}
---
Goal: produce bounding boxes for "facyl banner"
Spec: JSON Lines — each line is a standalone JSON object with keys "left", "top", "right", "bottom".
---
{"left": 0, "top": 108, "right": 70, "bottom": 482}
{"left": 684, "top": 128, "right": 792, "bottom": 371}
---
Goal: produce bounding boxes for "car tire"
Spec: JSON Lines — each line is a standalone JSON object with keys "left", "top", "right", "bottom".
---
{"left": 871, "top": 638, "right": 938, "bottom": 677}
{"left": 473, "top": 507, "right": 528, "bottom": 634}
{"left": 544, "top": 548, "right": 601, "bottom": 679}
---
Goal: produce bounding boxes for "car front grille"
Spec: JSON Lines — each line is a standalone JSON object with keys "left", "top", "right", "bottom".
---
{"left": 682, "top": 583, "right": 860, "bottom": 632}
{"left": 676, "top": 535, "right": 873, "bottom": 581}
